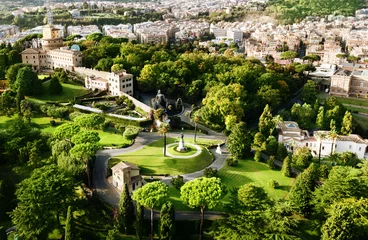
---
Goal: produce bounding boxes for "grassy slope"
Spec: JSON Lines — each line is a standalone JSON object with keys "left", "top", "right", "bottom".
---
{"left": 110, "top": 138, "right": 214, "bottom": 176}
{"left": 29, "top": 82, "right": 90, "bottom": 102}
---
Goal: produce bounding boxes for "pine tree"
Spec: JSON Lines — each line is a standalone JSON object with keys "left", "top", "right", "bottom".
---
{"left": 159, "top": 202, "right": 175, "bottom": 240}
{"left": 267, "top": 156, "right": 276, "bottom": 169}
{"left": 49, "top": 76, "right": 63, "bottom": 95}
{"left": 281, "top": 156, "right": 291, "bottom": 177}
{"left": 341, "top": 111, "right": 353, "bottom": 135}
{"left": 64, "top": 206, "right": 74, "bottom": 240}
{"left": 289, "top": 170, "right": 313, "bottom": 216}
{"left": 276, "top": 142, "right": 288, "bottom": 161}
{"left": 135, "top": 204, "right": 144, "bottom": 240}
{"left": 315, "top": 106, "right": 325, "bottom": 129}
{"left": 117, "top": 184, "right": 135, "bottom": 234}
{"left": 258, "top": 104, "right": 274, "bottom": 137}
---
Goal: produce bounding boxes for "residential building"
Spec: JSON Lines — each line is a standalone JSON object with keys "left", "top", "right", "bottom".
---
{"left": 277, "top": 121, "right": 368, "bottom": 159}
{"left": 67, "top": 25, "right": 101, "bottom": 37}
{"left": 111, "top": 162, "right": 143, "bottom": 194}
{"left": 69, "top": 9, "right": 81, "bottom": 18}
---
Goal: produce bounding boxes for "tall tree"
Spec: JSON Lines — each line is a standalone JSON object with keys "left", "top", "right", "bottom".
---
{"left": 281, "top": 156, "right": 292, "bottom": 177}
{"left": 159, "top": 201, "right": 175, "bottom": 240}
{"left": 321, "top": 198, "right": 368, "bottom": 240}
{"left": 49, "top": 76, "right": 63, "bottom": 94}
{"left": 117, "top": 184, "right": 135, "bottom": 234}
{"left": 135, "top": 204, "right": 144, "bottom": 240}
{"left": 158, "top": 122, "right": 170, "bottom": 157}
{"left": 64, "top": 206, "right": 74, "bottom": 240}
{"left": 14, "top": 67, "right": 41, "bottom": 96}
{"left": 316, "top": 106, "right": 326, "bottom": 129}
{"left": 227, "top": 122, "right": 252, "bottom": 158}
{"left": 276, "top": 143, "right": 288, "bottom": 161}
{"left": 301, "top": 80, "right": 318, "bottom": 104}
{"left": 11, "top": 165, "right": 76, "bottom": 239}
{"left": 237, "top": 184, "right": 271, "bottom": 211}
{"left": 132, "top": 182, "right": 169, "bottom": 240}
{"left": 181, "top": 177, "right": 224, "bottom": 240}
{"left": 292, "top": 146, "right": 312, "bottom": 168}
{"left": 328, "top": 126, "right": 338, "bottom": 156}
{"left": 341, "top": 111, "right": 353, "bottom": 135}
{"left": 289, "top": 169, "right": 314, "bottom": 217}
{"left": 258, "top": 104, "right": 274, "bottom": 137}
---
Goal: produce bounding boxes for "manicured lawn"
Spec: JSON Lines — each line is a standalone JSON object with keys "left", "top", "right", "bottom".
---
{"left": 109, "top": 138, "right": 214, "bottom": 176}
{"left": 318, "top": 92, "right": 368, "bottom": 107}
{"left": 38, "top": 74, "right": 50, "bottom": 80}
{"left": 167, "top": 144, "right": 198, "bottom": 156}
{"left": 218, "top": 159, "right": 295, "bottom": 201}
{"left": 98, "top": 127, "right": 131, "bottom": 147}
{"left": 344, "top": 105, "right": 368, "bottom": 114}
{"left": 29, "top": 82, "right": 90, "bottom": 102}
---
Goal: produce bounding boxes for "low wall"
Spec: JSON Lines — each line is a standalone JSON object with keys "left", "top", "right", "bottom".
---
{"left": 121, "top": 92, "right": 153, "bottom": 114}
{"left": 74, "top": 67, "right": 110, "bottom": 79}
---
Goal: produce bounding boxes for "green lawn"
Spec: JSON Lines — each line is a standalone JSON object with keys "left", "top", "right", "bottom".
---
{"left": 344, "top": 105, "right": 368, "bottom": 114}
{"left": 29, "top": 82, "right": 90, "bottom": 102}
{"left": 167, "top": 144, "right": 198, "bottom": 156}
{"left": 218, "top": 159, "right": 295, "bottom": 201}
{"left": 38, "top": 74, "right": 50, "bottom": 80}
{"left": 109, "top": 138, "right": 214, "bottom": 176}
{"left": 318, "top": 92, "right": 368, "bottom": 107}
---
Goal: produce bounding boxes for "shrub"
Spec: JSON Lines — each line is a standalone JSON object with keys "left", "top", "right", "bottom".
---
{"left": 171, "top": 175, "right": 184, "bottom": 190}
{"left": 123, "top": 127, "right": 139, "bottom": 140}
{"left": 226, "top": 157, "right": 238, "bottom": 166}
{"left": 254, "top": 151, "right": 263, "bottom": 162}
{"left": 50, "top": 120, "right": 56, "bottom": 127}
{"left": 268, "top": 180, "right": 279, "bottom": 189}
{"left": 267, "top": 156, "right": 276, "bottom": 169}
{"left": 319, "top": 164, "right": 329, "bottom": 179}
{"left": 203, "top": 167, "right": 218, "bottom": 178}
{"left": 69, "top": 111, "right": 84, "bottom": 121}
{"left": 94, "top": 103, "right": 108, "bottom": 111}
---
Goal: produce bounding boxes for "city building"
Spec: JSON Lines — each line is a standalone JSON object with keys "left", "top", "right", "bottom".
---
{"left": 330, "top": 68, "right": 368, "bottom": 97}
{"left": 67, "top": 25, "right": 101, "bottom": 37}
{"left": 21, "top": 24, "right": 83, "bottom": 71}
{"left": 103, "top": 24, "right": 137, "bottom": 41}
{"left": 277, "top": 121, "right": 368, "bottom": 159}
{"left": 78, "top": 67, "right": 134, "bottom": 96}
{"left": 111, "top": 162, "right": 143, "bottom": 194}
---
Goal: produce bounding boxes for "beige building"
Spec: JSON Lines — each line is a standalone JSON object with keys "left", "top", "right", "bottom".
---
{"left": 330, "top": 69, "right": 368, "bottom": 97}
{"left": 21, "top": 24, "right": 83, "bottom": 71}
{"left": 111, "top": 162, "right": 143, "bottom": 194}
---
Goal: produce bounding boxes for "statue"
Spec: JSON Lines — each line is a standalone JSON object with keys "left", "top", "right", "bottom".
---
{"left": 216, "top": 144, "right": 222, "bottom": 155}
{"left": 177, "top": 131, "right": 187, "bottom": 152}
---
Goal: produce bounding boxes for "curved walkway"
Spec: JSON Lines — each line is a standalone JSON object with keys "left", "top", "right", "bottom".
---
{"left": 165, "top": 143, "right": 202, "bottom": 159}
{"left": 93, "top": 132, "right": 228, "bottom": 207}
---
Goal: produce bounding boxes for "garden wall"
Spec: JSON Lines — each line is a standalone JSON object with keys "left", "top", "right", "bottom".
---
{"left": 73, "top": 67, "right": 110, "bottom": 79}
{"left": 121, "top": 92, "right": 153, "bottom": 114}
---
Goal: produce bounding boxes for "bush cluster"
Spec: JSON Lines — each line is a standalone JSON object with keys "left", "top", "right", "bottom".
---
{"left": 226, "top": 157, "right": 238, "bottom": 166}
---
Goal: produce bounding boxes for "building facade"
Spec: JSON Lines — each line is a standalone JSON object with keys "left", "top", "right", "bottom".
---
{"left": 277, "top": 121, "right": 368, "bottom": 159}
{"left": 21, "top": 24, "right": 83, "bottom": 71}
{"left": 111, "top": 162, "right": 143, "bottom": 194}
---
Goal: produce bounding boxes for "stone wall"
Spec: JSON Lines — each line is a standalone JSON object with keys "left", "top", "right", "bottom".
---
{"left": 73, "top": 67, "right": 110, "bottom": 79}
{"left": 121, "top": 92, "right": 153, "bottom": 114}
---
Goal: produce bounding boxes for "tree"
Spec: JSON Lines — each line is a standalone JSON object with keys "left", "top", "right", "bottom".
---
{"left": 135, "top": 204, "right": 144, "bottom": 240}
{"left": 159, "top": 202, "right": 175, "bottom": 240}
{"left": 73, "top": 113, "right": 105, "bottom": 130}
{"left": 11, "top": 165, "right": 76, "bottom": 239}
{"left": 276, "top": 143, "right": 288, "bottom": 161}
{"left": 321, "top": 198, "right": 368, "bottom": 240}
{"left": 54, "top": 123, "right": 80, "bottom": 140}
{"left": 111, "top": 64, "right": 124, "bottom": 73}
{"left": 282, "top": 156, "right": 292, "bottom": 177}
{"left": 5, "top": 63, "right": 27, "bottom": 90}
{"left": 328, "top": 126, "right": 338, "bottom": 156}
{"left": 71, "top": 131, "right": 100, "bottom": 145}
{"left": 95, "top": 58, "right": 114, "bottom": 72}
{"left": 117, "top": 184, "right": 135, "bottom": 234}
{"left": 106, "top": 227, "right": 119, "bottom": 240}
{"left": 237, "top": 184, "right": 271, "bottom": 211}
{"left": 341, "top": 111, "right": 353, "bottom": 135}
{"left": 158, "top": 122, "right": 170, "bottom": 157}
{"left": 181, "top": 177, "right": 224, "bottom": 240}
{"left": 14, "top": 67, "right": 41, "bottom": 96}
{"left": 267, "top": 155, "right": 276, "bottom": 169}
{"left": 266, "top": 136, "right": 278, "bottom": 155}
{"left": 227, "top": 122, "right": 252, "bottom": 158}
{"left": 132, "top": 182, "right": 169, "bottom": 240}
{"left": 20, "top": 99, "right": 33, "bottom": 123}
{"left": 291, "top": 103, "right": 315, "bottom": 129}
{"left": 316, "top": 106, "right": 326, "bottom": 129}
{"left": 70, "top": 143, "right": 100, "bottom": 187}
{"left": 257, "top": 86, "right": 281, "bottom": 109}
{"left": 301, "top": 80, "right": 318, "bottom": 104}
{"left": 280, "top": 51, "right": 298, "bottom": 62}
{"left": 292, "top": 146, "right": 312, "bottom": 168}
{"left": 316, "top": 131, "right": 328, "bottom": 163}
{"left": 49, "top": 76, "right": 62, "bottom": 94}
{"left": 289, "top": 169, "right": 314, "bottom": 216}
{"left": 258, "top": 104, "right": 274, "bottom": 137}
{"left": 65, "top": 206, "right": 75, "bottom": 240}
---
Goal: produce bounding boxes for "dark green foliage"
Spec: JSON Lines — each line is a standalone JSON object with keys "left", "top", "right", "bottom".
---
{"left": 15, "top": 67, "right": 41, "bottom": 96}
{"left": 68, "top": 111, "right": 83, "bottom": 121}
{"left": 203, "top": 167, "right": 218, "bottom": 178}
{"left": 319, "top": 164, "right": 329, "bottom": 179}
{"left": 49, "top": 76, "right": 62, "bottom": 94}
{"left": 159, "top": 202, "right": 175, "bottom": 240}
{"left": 237, "top": 184, "right": 272, "bottom": 211}
{"left": 64, "top": 206, "right": 74, "bottom": 240}
{"left": 258, "top": 104, "right": 275, "bottom": 137}
{"left": 266, "top": 136, "right": 278, "bottom": 155}
{"left": 50, "top": 120, "right": 56, "bottom": 126}
{"left": 117, "top": 184, "right": 135, "bottom": 234}
{"left": 267, "top": 180, "right": 279, "bottom": 189}
{"left": 74, "top": 113, "right": 105, "bottom": 130}
{"left": 281, "top": 156, "right": 292, "bottom": 177}
{"left": 341, "top": 111, "right": 353, "bottom": 135}
{"left": 227, "top": 122, "right": 252, "bottom": 158}
{"left": 135, "top": 204, "right": 144, "bottom": 240}
{"left": 123, "top": 126, "right": 139, "bottom": 141}
{"left": 170, "top": 175, "right": 184, "bottom": 190}
{"left": 106, "top": 227, "right": 119, "bottom": 240}
{"left": 301, "top": 80, "right": 318, "bottom": 103}
{"left": 276, "top": 143, "right": 288, "bottom": 161}
{"left": 267, "top": 156, "right": 276, "bottom": 169}
{"left": 0, "top": 226, "right": 6, "bottom": 240}
{"left": 254, "top": 150, "right": 263, "bottom": 162}
{"left": 6, "top": 63, "right": 28, "bottom": 90}
{"left": 226, "top": 157, "right": 238, "bottom": 166}
{"left": 71, "top": 131, "right": 100, "bottom": 144}
{"left": 289, "top": 169, "right": 314, "bottom": 217}
{"left": 292, "top": 147, "right": 312, "bottom": 169}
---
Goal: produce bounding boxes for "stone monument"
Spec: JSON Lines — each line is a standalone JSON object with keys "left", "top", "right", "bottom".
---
{"left": 216, "top": 144, "right": 222, "bottom": 154}
{"left": 177, "top": 132, "right": 187, "bottom": 152}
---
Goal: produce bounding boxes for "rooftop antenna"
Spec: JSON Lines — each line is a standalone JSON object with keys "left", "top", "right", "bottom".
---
{"left": 46, "top": 0, "right": 53, "bottom": 25}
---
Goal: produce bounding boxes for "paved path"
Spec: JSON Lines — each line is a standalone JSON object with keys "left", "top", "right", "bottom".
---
{"left": 93, "top": 132, "right": 228, "bottom": 208}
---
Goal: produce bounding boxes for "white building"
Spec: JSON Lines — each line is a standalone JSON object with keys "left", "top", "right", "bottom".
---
{"left": 67, "top": 25, "right": 101, "bottom": 37}
{"left": 69, "top": 9, "right": 81, "bottom": 18}
{"left": 277, "top": 121, "right": 368, "bottom": 159}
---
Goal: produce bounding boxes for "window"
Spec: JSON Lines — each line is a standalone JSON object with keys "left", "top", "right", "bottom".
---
{"left": 306, "top": 143, "right": 308, "bottom": 146}
{"left": 359, "top": 147, "right": 362, "bottom": 151}
{"left": 322, "top": 146, "right": 325, "bottom": 150}
{"left": 349, "top": 145, "right": 352, "bottom": 149}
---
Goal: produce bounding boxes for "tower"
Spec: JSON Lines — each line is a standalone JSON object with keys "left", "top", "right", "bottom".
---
{"left": 42, "top": 0, "right": 63, "bottom": 50}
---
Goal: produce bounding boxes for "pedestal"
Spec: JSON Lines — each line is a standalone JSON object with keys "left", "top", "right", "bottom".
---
{"left": 177, "top": 138, "right": 187, "bottom": 152}
{"left": 216, "top": 144, "right": 222, "bottom": 154}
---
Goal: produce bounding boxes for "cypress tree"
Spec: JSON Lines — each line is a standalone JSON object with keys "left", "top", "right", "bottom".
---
{"left": 282, "top": 156, "right": 292, "bottom": 177}
{"left": 315, "top": 106, "right": 325, "bottom": 129}
{"left": 341, "top": 111, "right": 353, "bottom": 135}
{"left": 159, "top": 202, "right": 175, "bottom": 240}
{"left": 49, "top": 76, "right": 63, "bottom": 95}
{"left": 117, "top": 183, "right": 135, "bottom": 234}
{"left": 135, "top": 204, "right": 144, "bottom": 240}
{"left": 267, "top": 156, "right": 276, "bottom": 169}
{"left": 276, "top": 143, "right": 288, "bottom": 161}
{"left": 289, "top": 170, "right": 313, "bottom": 216}
{"left": 64, "top": 206, "right": 74, "bottom": 240}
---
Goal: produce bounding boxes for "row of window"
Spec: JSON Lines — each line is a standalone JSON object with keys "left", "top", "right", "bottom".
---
{"left": 305, "top": 142, "right": 362, "bottom": 151}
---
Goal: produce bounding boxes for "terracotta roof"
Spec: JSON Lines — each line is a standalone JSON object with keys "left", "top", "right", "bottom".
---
{"left": 111, "top": 162, "right": 140, "bottom": 172}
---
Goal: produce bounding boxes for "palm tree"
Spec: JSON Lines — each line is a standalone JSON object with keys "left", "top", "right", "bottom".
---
{"left": 192, "top": 115, "right": 200, "bottom": 143}
{"left": 328, "top": 128, "right": 339, "bottom": 156}
{"left": 158, "top": 122, "right": 170, "bottom": 156}
{"left": 316, "top": 132, "right": 327, "bottom": 164}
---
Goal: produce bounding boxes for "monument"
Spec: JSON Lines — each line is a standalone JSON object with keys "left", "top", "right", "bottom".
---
{"left": 216, "top": 144, "right": 222, "bottom": 154}
{"left": 177, "top": 132, "right": 187, "bottom": 152}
